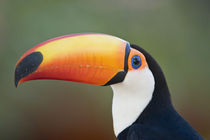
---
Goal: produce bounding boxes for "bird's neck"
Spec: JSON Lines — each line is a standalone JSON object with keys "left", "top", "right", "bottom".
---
{"left": 114, "top": 82, "right": 173, "bottom": 139}
{"left": 111, "top": 68, "right": 155, "bottom": 136}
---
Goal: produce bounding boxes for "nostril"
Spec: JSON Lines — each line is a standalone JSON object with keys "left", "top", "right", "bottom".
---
{"left": 15, "top": 52, "right": 43, "bottom": 87}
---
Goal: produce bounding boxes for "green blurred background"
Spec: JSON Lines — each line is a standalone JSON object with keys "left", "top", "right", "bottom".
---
{"left": 0, "top": 0, "right": 209, "bottom": 139}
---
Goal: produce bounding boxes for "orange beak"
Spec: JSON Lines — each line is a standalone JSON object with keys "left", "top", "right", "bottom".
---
{"left": 15, "top": 33, "right": 131, "bottom": 87}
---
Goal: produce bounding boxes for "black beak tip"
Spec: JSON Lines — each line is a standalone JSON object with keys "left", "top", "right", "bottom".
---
{"left": 14, "top": 65, "right": 20, "bottom": 87}
{"left": 14, "top": 72, "right": 19, "bottom": 88}
{"left": 15, "top": 79, "right": 18, "bottom": 87}
{"left": 14, "top": 51, "right": 43, "bottom": 87}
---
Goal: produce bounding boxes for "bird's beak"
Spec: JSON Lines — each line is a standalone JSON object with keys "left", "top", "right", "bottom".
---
{"left": 15, "top": 33, "right": 131, "bottom": 87}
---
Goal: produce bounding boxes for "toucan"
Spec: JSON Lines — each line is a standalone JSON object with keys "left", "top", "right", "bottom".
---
{"left": 15, "top": 33, "right": 203, "bottom": 140}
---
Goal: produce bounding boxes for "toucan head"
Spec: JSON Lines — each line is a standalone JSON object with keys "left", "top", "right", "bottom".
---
{"left": 15, "top": 33, "right": 158, "bottom": 136}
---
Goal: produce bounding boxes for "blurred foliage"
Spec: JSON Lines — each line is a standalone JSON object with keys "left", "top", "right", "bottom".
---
{"left": 0, "top": 0, "right": 209, "bottom": 139}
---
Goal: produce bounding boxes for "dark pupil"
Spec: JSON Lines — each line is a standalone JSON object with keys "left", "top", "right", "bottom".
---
{"left": 133, "top": 57, "right": 140, "bottom": 65}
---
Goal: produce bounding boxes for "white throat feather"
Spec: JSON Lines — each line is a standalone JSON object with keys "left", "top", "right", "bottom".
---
{"left": 111, "top": 67, "right": 155, "bottom": 136}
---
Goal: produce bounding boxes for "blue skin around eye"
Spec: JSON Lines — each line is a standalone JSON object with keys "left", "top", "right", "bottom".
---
{"left": 131, "top": 56, "right": 141, "bottom": 69}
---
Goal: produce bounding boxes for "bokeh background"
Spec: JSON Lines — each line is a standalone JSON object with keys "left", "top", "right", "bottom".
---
{"left": 0, "top": 0, "right": 209, "bottom": 139}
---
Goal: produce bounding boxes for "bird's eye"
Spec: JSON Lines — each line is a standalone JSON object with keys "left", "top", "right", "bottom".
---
{"left": 131, "top": 55, "right": 141, "bottom": 69}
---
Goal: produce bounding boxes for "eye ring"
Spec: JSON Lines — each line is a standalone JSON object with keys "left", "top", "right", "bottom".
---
{"left": 131, "top": 55, "right": 141, "bottom": 69}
